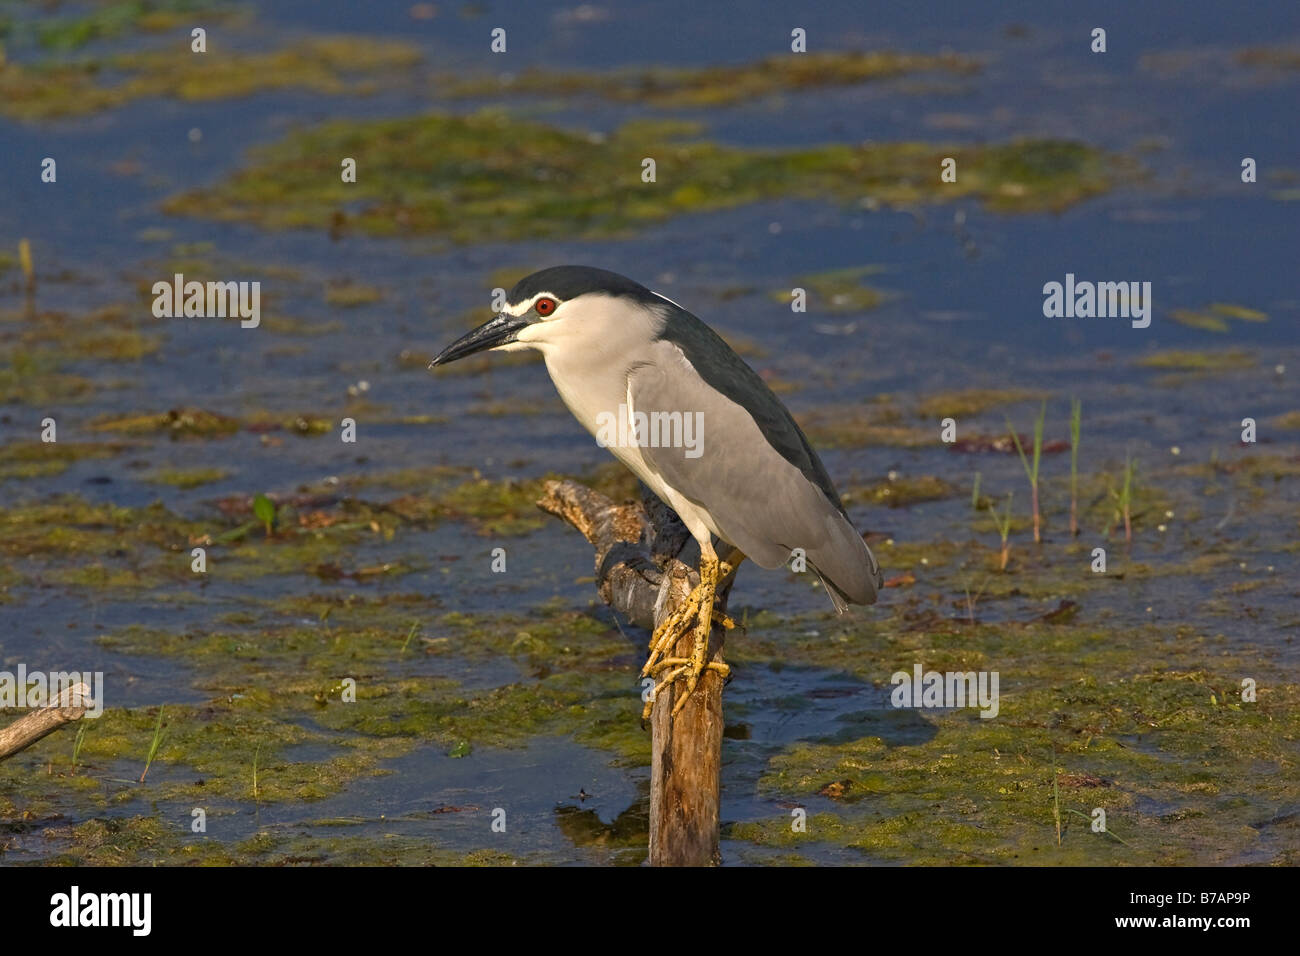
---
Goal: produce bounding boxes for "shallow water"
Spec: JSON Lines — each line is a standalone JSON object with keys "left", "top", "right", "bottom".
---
{"left": 1, "top": 0, "right": 1297, "bottom": 865}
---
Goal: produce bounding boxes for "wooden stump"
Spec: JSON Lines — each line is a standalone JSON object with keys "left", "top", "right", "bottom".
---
{"left": 538, "top": 479, "right": 728, "bottom": 866}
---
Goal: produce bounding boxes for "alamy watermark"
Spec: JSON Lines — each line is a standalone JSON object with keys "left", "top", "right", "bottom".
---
{"left": 152, "top": 273, "right": 260, "bottom": 328}
{"left": 594, "top": 404, "right": 704, "bottom": 458}
{"left": 0, "top": 666, "right": 103, "bottom": 717}
{"left": 890, "top": 664, "right": 999, "bottom": 718}
{"left": 1042, "top": 273, "right": 1151, "bottom": 328}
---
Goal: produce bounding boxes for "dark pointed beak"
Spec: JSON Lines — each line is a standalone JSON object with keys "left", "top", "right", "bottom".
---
{"left": 429, "top": 313, "right": 529, "bottom": 368}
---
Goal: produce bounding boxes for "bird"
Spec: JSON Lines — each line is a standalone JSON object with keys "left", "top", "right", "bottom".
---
{"left": 431, "top": 266, "right": 882, "bottom": 717}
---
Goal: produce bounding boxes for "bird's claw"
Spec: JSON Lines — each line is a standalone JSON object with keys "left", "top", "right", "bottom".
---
{"left": 640, "top": 658, "right": 731, "bottom": 722}
{"left": 639, "top": 551, "right": 731, "bottom": 722}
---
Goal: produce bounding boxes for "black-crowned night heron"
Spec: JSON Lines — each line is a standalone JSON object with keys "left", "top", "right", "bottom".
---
{"left": 432, "top": 266, "right": 882, "bottom": 717}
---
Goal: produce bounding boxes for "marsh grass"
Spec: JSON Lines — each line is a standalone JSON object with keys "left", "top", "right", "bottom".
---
{"left": 987, "top": 492, "right": 1014, "bottom": 570}
{"left": 1109, "top": 450, "right": 1137, "bottom": 543}
{"left": 400, "top": 621, "right": 419, "bottom": 654}
{"left": 253, "top": 742, "right": 262, "bottom": 802}
{"left": 1008, "top": 401, "right": 1046, "bottom": 543}
{"left": 72, "top": 721, "right": 88, "bottom": 773}
{"left": 1062, "top": 808, "right": 1134, "bottom": 849}
{"left": 1069, "top": 399, "right": 1081, "bottom": 537}
{"left": 139, "top": 706, "right": 165, "bottom": 784}
{"left": 18, "top": 239, "right": 33, "bottom": 292}
{"left": 960, "top": 571, "right": 990, "bottom": 624}
{"left": 253, "top": 493, "right": 276, "bottom": 538}
{"left": 1050, "top": 746, "right": 1062, "bottom": 846}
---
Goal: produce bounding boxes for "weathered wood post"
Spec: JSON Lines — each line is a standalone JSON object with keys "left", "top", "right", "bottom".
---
{"left": 538, "top": 479, "right": 729, "bottom": 866}
{"left": 646, "top": 561, "right": 727, "bottom": 865}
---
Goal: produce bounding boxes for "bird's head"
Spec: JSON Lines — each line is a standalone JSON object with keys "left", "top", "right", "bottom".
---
{"left": 430, "top": 266, "right": 668, "bottom": 367}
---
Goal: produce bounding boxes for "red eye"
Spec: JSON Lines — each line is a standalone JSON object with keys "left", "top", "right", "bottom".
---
{"left": 535, "top": 297, "right": 557, "bottom": 317}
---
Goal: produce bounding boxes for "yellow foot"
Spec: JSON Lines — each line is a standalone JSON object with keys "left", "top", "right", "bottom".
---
{"left": 641, "top": 659, "right": 731, "bottom": 722}
{"left": 639, "top": 549, "right": 729, "bottom": 720}
{"left": 643, "top": 605, "right": 733, "bottom": 674}
{"left": 641, "top": 580, "right": 706, "bottom": 676}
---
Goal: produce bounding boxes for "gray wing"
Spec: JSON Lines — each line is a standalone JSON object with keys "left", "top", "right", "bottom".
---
{"left": 627, "top": 340, "right": 881, "bottom": 608}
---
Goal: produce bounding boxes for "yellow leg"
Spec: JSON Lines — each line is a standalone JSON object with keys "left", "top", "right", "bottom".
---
{"left": 639, "top": 544, "right": 746, "bottom": 721}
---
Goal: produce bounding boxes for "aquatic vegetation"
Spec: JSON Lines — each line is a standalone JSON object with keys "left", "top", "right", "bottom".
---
{"left": 1168, "top": 302, "right": 1268, "bottom": 333}
{"left": 252, "top": 492, "right": 276, "bottom": 537}
{"left": 90, "top": 407, "right": 242, "bottom": 439}
{"left": 1069, "top": 399, "right": 1081, "bottom": 537}
{"left": 163, "top": 112, "right": 1129, "bottom": 241}
{"left": 0, "top": 35, "right": 422, "bottom": 121}
{"left": 17, "top": 0, "right": 242, "bottom": 53}
{"left": 324, "top": 280, "right": 384, "bottom": 307}
{"left": 917, "top": 387, "right": 1043, "bottom": 420}
{"left": 0, "top": 350, "right": 95, "bottom": 404}
{"left": 729, "top": 614, "right": 1300, "bottom": 865}
{"left": 0, "top": 495, "right": 207, "bottom": 562}
{"left": 0, "top": 440, "right": 128, "bottom": 481}
{"left": 1008, "top": 401, "right": 1046, "bottom": 543}
{"left": 799, "top": 403, "right": 938, "bottom": 449}
{"left": 139, "top": 706, "right": 166, "bottom": 784}
{"left": 1110, "top": 450, "right": 1137, "bottom": 543}
{"left": 0, "top": 0, "right": 1292, "bottom": 871}
{"left": 844, "top": 474, "right": 956, "bottom": 508}
{"left": 1135, "top": 349, "right": 1255, "bottom": 371}
{"left": 145, "top": 466, "right": 230, "bottom": 488}
{"left": 1235, "top": 46, "right": 1300, "bottom": 70}
{"left": 443, "top": 50, "right": 983, "bottom": 107}
{"left": 780, "top": 266, "right": 888, "bottom": 314}
{"left": 988, "top": 491, "right": 1014, "bottom": 570}
{"left": 18, "top": 238, "right": 33, "bottom": 291}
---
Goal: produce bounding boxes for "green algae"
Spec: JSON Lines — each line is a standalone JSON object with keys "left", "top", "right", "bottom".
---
{"left": 0, "top": 350, "right": 96, "bottom": 404}
{"left": 798, "top": 402, "right": 939, "bottom": 449}
{"left": 0, "top": 42, "right": 976, "bottom": 123}
{"left": 443, "top": 50, "right": 982, "bottom": 107}
{"left": 232, "top": 831, "right": 524, "bottom": 867}
{"left": 0, "top": 440, "right": 128, "bottom": 481}
{"left": 163, "top": 111, "right": 1128, "bottom": 241}
{"left": 341, "top": 463, "right": 475, "bottom": 491}
{"left": 27, "top": 808, "right": 529, "bottom": 866}
{"left": 1135, "top": 348, "right": 1255, "bottom": 371}
{"left": 90, "top": 407, "right": 242, "bottom": 439}
{"left": 915, "top": 387, "right": 1044, "bottom": 420}
{"left": 727, "top": 612, "right": 1298, "bottom": 864}
{"left": 373, "top": 463, "right": 640, "bottom": 536}
{"left": 781, "top": 266, "right": 889, "bottom": 314}
{"left": 48, "top": 599, "right": 654, "bottom": 827}
{"left": 23, "top": 0, "right": 244, "bottom": 53}
{"left": 0, "top": 495, "right": 205, "bottom": 560}
{"left": 324, "top": 280, "right": 384, "bottom": 307}
{"left": 0, "top": 306, "right": 166, "bottom": 407}
{"left": 6, "top": 305, "right": 163, "bottom": 361}
{"left": 844, "top": 474, "right": 957, "bottom": 509}
{"left": 0, "top": 35, "right": 422, "bottom": 122}
{"left": 87, "top": 407, "right": 339, "bottom": 440}
{"left": 3, "top": 434, "right": 1294, "bottom": 863}
{"left": 145, "top": 466, "right": 231, "bottom": 488}
{"left": 1168, "top": 302, "right": 1267, "bottom": 333}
